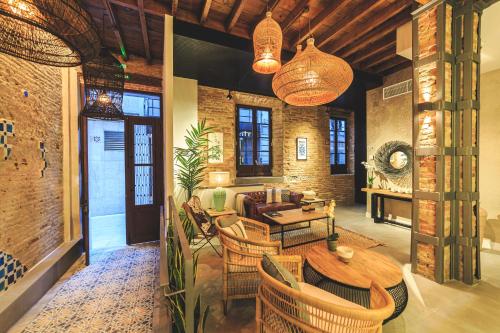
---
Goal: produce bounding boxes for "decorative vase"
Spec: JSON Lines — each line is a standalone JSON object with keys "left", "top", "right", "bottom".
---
{"left": 327, "top": 239, "right": 337, "bottom": 252}
{"left": 368, "top": 183, "right": 373, "bottom": 189}
{"left": 326, "top": 232, "right": 339, "bottom": 252}
{"left": 213, "top": 187, "right": 226, "bottom": 212}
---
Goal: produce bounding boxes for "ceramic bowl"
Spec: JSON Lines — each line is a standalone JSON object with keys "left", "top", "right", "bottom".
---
{"left": 337, "top": 246, "right": 354, "bottom": 263}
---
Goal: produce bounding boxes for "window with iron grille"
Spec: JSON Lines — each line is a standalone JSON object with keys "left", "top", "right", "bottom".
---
{"left": 104, "top": 131, "right": 124, "bottom": 151}
{"left": 236, "top": 105, "right": 272, "bottom": 177}
{"left": 330, "top": 117, "right": 348, "bottom": 174}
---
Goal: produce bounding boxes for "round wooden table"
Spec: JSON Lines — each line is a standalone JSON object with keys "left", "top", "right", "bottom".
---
{"left": 304, "top": 245, "right": 408, "bottom": 323}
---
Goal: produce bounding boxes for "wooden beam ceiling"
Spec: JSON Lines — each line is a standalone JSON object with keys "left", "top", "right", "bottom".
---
{"left": 226, "top": 0, "right": 246, "bottom": 32}
{"left": 101, "top": 0, "right": 128, "bottom": 60}
{"left": 137, "top": 0, "right": 151, "bottom": 62}
{"left": 362, "top": 47, "right": 399, "bottom": 71}
{"left": 290, "top": 0, "right": 349, "bottom": 47}
{"left": 326, "top": 0, "right": 411, "bottom": 54}
{"left": 379, "top": 59, "right": 412, "bottom": 77}
{"left": 280, "top": 0, "right": 309, "bottom": 34}
{"left": 172, "top": 0, "right": 178, "bottom": 17}
{"left": 200, "top": 0, "right": 212, "bottom": 25}
{"left": 337, "top": 9, "right": 411, "bottom": 59}
{"left": 316, "top": 0, "right": 385, "bottom": 48}
{"left": 349, "top": 34, "right": 396, "bottom": 66}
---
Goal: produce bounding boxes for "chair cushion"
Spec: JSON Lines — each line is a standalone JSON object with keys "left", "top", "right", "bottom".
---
{"left": 266, "top": 189, "right": 273, "bottom": 204}
{"left": 219, "top": 214, "right": 240, "bottom": 228}
{"left": 262, "top": 254, "right": 300, "bottom": 290}
{"left": 275, "top": 188, "right": 282, "bottom": 203}
{"left": 222, "top": 220, "right": 248, "bottom": 239}
{"left": 281, "top": 189, "right": 291, "bottom": 202}
{"left": 298, "top": 282, "right": 365, "bottom": 309}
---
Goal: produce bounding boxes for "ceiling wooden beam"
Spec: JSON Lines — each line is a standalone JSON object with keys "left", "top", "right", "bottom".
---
{"left": 226, "top": 0, "right": 246, "bottom": 32}
{"left": 280, "top": 0, "right": 309, "bottom": 33}
{"left": 108, "top": 0, "right": 167, "bottom": 17}
{"left": 349, "top": 34, "right": 396, "bottom": 65}
{"left": 337, "top": 9, "right": 411, "bottom": 59}
{"left": 137, "top": 0, "right": 151, "bottom": 62}
{"left": 327, "top": 0, "right": 411, "bottom": 54}
{"left": 380, "top": 60, "right": 412, "bottom": 77}
{"left": 415, "top": 0, "right": 431, "bottom": 4}
{"left": 360, "top": 47, "right": 398, "bottom": 70}
{"left": 200, "top": 0, "right": 213, "bottom": 25}
{"left": 290, "top": 0, "right": 349, "bottom": 47}
{"left": 370, "top": 55, "right": 409, "bottom": 73}
{"left": 101, "top": 0, "right": 128, "bottom": 60}
{"left": 316, "top": 0, "right": 385, "bottom": 49}
{"left": 172, "top": 0, "right": 178, "bottom": 17}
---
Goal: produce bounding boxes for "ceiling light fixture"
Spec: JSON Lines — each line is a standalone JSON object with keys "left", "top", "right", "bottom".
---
{"left": 252, "top": 11, "right": 282, "bottom": 74}
{"left": 0, "top": 0, "right": 100, "bottom": 67}
{"left": 272, "top": 37, "right": 353, "bottom": 106}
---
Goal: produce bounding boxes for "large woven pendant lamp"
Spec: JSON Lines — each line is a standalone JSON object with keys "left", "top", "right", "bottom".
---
{"left": 252, "top": 11, "right": 282, "bottom": 74}
{"left": 0, "top": 0, "right": 100, "bottom": 67}
{"left": 81, "top": 48, "right": 125, "bottom": 119}
{"left": 272, "top": 38, "right": 353, "bottom": 106}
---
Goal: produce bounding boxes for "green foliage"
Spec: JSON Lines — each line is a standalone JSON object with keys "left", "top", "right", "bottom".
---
{"left": 166, "top": 213, "right": 209, "bottom": 333}
{"left": 174, "top": 119, "right": 221, "bottom": 200}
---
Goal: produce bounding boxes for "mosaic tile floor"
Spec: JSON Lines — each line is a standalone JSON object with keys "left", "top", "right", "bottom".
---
{"left": 20, "top": 244, "right": 159, "bottom": 333}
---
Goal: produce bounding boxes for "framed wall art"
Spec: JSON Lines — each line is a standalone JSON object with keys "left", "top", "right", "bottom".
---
{"left": 296, "top": 137, "right": 307, "bottom": 160}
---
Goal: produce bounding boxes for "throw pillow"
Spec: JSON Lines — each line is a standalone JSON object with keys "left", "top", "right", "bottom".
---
{"left": 222, "top": 220, "right": 248, "bottom": 239}
{"left": 274, "top": 188, "right": 282, "bottom": 203}
{"left": 266, "top": 188, "right": 273, "bottom": 204}
{"left": 261, "top": 253, "right": 300, "bottom": 290}
{"left": 219, "top": 214, "right": 240, "bottom": 228}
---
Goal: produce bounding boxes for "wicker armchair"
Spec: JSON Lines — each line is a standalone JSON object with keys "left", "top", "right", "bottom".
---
{"left": 215, "top": 216, "right": 282, "bottom": 314}
{"left": 256, "top": 256, "right": 395, "bottom": 333}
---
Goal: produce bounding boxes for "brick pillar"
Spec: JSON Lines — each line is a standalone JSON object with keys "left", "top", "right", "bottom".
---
{"left": 412, "top": 0, "right": 482, "bottom": 285}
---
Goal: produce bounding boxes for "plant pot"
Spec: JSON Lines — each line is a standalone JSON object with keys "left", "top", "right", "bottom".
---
{"left": 327, "top": 239, "right": 337, "bottom": 252}
{"left": 367, "top": 183, "right": 373, "bottom": 189}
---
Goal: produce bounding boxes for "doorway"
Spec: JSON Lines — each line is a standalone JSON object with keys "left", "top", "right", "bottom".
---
{"left": 82, "top": 91, "right": 163, "bottom": 262}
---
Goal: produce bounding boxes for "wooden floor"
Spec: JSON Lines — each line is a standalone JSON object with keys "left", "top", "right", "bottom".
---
{"left": 194, "top": 205, "right": 500, "bottom": 333}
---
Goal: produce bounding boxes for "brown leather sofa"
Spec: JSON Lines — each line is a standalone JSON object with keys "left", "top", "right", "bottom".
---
{"left": 242, "top": 190, "right": 303, "bottom": 223}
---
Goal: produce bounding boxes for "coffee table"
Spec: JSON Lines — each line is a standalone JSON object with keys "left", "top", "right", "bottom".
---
{"left": 263, "top": 208, "right": 328, "bottom": 249}
{"left": 304, "top": 245, "right": 408, "bottom": 323}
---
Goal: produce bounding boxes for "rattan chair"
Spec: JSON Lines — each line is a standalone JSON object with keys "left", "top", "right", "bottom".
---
{"left": 256, "top": 256, "right": 395, "bottom": 333}
{"left": 215, "top": 216, "right": 282, "bottom": 314}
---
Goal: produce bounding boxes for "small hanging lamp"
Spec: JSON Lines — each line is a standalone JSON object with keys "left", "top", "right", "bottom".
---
{"left": 252, "top": 11, "right": 282, "bottom": 74}
{"left": 81, "top": 48, "right": 125, "bottom": 119}
{"left": 272, "top": 37, "right": 353, "bottom": 106}
{"left": 0, "top": 0, "right": 100, "bottom": 67}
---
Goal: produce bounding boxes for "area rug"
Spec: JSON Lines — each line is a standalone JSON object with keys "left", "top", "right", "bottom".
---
{"left": 269, "top": 221, "right": 384, "bottom": 256}
{"left": 22, "top": 244, "right": 159, "bottom": 333}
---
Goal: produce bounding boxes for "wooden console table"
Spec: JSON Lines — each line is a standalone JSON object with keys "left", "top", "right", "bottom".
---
{"left": 362, "top": 188, "right": 412, "bottom": 228}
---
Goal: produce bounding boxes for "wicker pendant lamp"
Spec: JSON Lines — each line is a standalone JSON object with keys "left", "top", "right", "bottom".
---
{"left": 272, "top": 38, "right": 353, "bottom": 106}
{"left": 81, "top": 48, "right": 125, "bottom": 119}
{"left": 0, "top": 0, "right": 100, "bottom": 67}
{"left": 252, "top": 11, "right": 282, "bottom": 74}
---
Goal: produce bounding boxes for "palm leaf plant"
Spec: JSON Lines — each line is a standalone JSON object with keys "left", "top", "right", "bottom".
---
{"left": 174, "top": 119, "right": 221, "bottom": 201}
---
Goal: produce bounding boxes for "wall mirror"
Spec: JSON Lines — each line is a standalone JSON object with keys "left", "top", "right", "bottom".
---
{"left": 374, "top": 141, "right": 412, "bottom": 188}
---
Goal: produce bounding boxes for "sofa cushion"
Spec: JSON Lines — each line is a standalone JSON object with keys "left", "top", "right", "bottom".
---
{"left": 298, "top": 282, "right": 365, "bottom": 309}
{"left": 256, "top": 202, "right": 296, "bottom": 215}
{"left": 262, "top": 254, "right": 300, "bottom": 290}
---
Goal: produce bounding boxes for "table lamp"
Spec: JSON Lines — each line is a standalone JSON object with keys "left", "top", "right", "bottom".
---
{"left": 209, "top": 171, "right": 230, "bottom": 211}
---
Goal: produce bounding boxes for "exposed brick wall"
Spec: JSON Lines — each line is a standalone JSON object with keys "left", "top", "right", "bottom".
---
{"left": 0, "top": 53, "right": 64, "bottom": 269}
{"left": 198, "top": 85, "right": 355, "bottom": 205}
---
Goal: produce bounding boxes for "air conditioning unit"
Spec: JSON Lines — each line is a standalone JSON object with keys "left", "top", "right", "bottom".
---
{"left": 383, "top": 79, "right": 413, "bottom": 100}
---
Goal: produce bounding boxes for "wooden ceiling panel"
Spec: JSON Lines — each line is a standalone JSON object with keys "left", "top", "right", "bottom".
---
{"left": 82, "top": 0, "right": 416, "bottom": 76}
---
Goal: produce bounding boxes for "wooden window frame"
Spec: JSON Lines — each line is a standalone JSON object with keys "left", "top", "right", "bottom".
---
{"left": 236, "top": 104, "right": 272, "bottom": 177}
{"left": 330, "top": 116, "right": 348, "bottom": 175}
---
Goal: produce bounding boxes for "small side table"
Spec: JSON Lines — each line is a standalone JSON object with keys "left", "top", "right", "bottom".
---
{"left": 204, "top": 208, "right": 237, "bottom": 223}
{"left": 301, "top": 198, "right": 328, "bottom": 207}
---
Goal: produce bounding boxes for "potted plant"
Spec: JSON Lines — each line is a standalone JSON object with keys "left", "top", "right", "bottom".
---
{"left": 361, "top": 160, "right": 376, "bottom": 188}
{"left": 324, "top": 200, "right": 339, "bottom": 251}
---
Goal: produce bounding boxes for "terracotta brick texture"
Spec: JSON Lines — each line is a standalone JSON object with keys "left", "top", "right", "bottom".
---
{"left": 198, "top": 86, "right": 355, "bottom": 205}
{"left": 0, "top": 53, "right": 64, "bottom": 269}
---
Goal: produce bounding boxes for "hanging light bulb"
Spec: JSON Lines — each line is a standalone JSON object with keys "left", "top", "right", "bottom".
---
{"left": 7, "top": 0, "right": 34, "bottom": 17}
{"left": 252, "top": 11, "right": 282, "bottom": 74}
{"left": 272, "top": 38, "right": 353, "bottom": 106}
